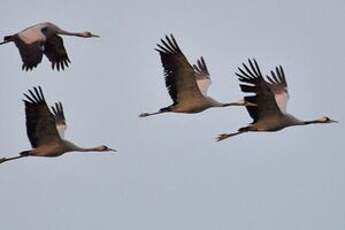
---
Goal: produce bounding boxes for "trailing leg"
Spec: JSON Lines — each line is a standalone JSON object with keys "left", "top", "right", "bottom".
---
{"left": 0, "top": 151, "right": 31, "bottom": 165}
{"left": 139, "top": 106, "right": 172, "bottom": 117}
{"left": 216, "top": 126, "right": 253, "bottom": 142}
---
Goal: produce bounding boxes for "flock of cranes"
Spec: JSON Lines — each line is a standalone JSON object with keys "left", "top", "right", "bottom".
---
{"left": 0, "top": 22, "right": 337, "bottom": 164}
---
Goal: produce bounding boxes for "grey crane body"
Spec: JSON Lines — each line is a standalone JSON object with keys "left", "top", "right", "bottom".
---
{"left": 26, "top": 140, "right": 81, "bottom": 158}
{"left": 0, "top": 22, "right": 99, "bottom": 71}
{"left": 139, "top": 34, "right": 251, "bottom": 118}
{"left": 158, "top": 96, "right": 245, "bottom": 114}
{"left": 20, "top": 140, "right": 111, "bottom": 158}
{"left": 217, "top": 59, "right": 337, "bottom": 142}
{"left": 248, "top": 113, "right": 303, "bottom": 132}
{"left": 0, "top": 87, "right": 115, "bottom": 165}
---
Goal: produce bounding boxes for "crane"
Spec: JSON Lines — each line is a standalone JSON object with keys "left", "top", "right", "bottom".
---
{"left": 0, "top": 86, "right": 115, "bottom": 164}
{"left": 0, "top": 22, "right": 99, "bottom": 71}
{"left": 217, "top": 59, "right": 337, "bottom": 141}
{"left": 139, "top": 34, "right": 253, "bottom": 117}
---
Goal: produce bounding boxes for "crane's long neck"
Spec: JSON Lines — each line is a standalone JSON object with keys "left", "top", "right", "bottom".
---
{"left": 205, "top": 97, "right": 234, "bottom": 107}
{"left": 69, "top": 144, "right": 101, "bottom": 152}
{"left": 76, "top": 147, "right": 103, "bottom": 152}
{"left": 275, "top": 115, "right": 323, "bottom": 126}
{"left": 281, "top": 116, "right": 327, "bottom": 127}
{"left": 221, "top": 99, "right": 255, "bottom": 107}
{"left": 63, "top": 140, "right": 100, "bottom": 153}
{"left": 55, "top": 28, "right": 84, "bottom": 37}
{"left": 303, "top": 119, "right": 325, "bottom": 125}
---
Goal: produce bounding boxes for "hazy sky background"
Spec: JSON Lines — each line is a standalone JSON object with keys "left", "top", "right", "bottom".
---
{"left": 0, "top": 0, "right": 344, "bottom": 229}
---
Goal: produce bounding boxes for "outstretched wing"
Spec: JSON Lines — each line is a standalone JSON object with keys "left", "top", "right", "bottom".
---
{"left": 236, "top": 59, "right": 282, "bottom": 123}
{"left": 266, "top": 65, "right": 289, "bottom": 113}
{"left": 155, "top": 34, "right": 203, "bottom": 105}
{"left": 51, "top": 102, "right": 67, "bottom": 138}
{"left": 193, "top": 56, "right": 211, "bottom": 96}
{"left": 23, "top": 86, "right": 62, "bottom": 148}
{"left": 12, "top": 35, "right": 43, "bottom": 71}
{"left": 43, "top": 34, "right": 71, "bottom": 71}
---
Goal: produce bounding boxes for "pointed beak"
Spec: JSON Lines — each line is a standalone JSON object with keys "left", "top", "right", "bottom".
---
{"left": 330, "top": 119, "right": 338, "bottom": 123}
{"left": 109, "top": 148, "right": 117, "bottom": 152}
{"left": 92, "top": 34, "right": 100, "bottom": 38}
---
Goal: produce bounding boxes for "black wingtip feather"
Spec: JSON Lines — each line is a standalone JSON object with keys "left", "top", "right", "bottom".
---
{"left": 24, "top": 86, "right": 46, "bottom": 105}
{"left": 156, "top": 34, "right": 181, "bottom": 54}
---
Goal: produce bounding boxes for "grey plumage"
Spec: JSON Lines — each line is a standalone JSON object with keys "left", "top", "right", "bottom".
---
{"left": 139, "top": 34, "right": 251, "bottom": 117}
{"left": 0, "top": 86, "right": 115, "bottom": 165}
{"left": 0, "top": 22, "right": 99, "bottom": 71}
{"left": 217, "top": 59, "right": 337, "bottom": 142}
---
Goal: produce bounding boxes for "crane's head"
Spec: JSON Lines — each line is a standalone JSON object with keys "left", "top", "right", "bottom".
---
{"left": 79, "top": 31, "right": 100, "bottom": 38}
{"left": 318, "top": 116, "right": 338, "bottom": 123}
{"left": 97, "top": 145, "right": 117, "bottom": 152}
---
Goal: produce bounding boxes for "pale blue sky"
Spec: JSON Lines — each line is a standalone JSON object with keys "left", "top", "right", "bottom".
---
{"left": 0, "top": 0, "right": 344, "bottom": 229}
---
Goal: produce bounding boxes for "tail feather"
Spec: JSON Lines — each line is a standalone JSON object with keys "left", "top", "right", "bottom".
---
{"left": 20, "top": 151, "right": 31, "bottom": 156}
{"left": 159, "top": 106, "right": 172, "bottom": 112}
{"left": 238, "top": 126, "right": 252, "bottom": 132}
{"left": 0, "top": 35, "right": 12, "bottom": 45}
{"left": 4, "top": 35, "right": 12, "bottom": 41}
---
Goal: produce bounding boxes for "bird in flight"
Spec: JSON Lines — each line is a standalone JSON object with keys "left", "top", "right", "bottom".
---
{"left": 217, "top": 59, "right": 337, "bottom": 141}
{"left": 0, "top": 22, "right": 99, "bottom": 71}
{"left": 0, "top": 86, "right": 115, "bottom": 164}
{"left": 139, "top": 34, "right": 253, "bottom": 117}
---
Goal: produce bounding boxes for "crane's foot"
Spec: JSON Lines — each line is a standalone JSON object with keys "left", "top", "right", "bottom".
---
{"left": 0, "top": 158, "right": 7, "bottom": 164}
{"left": 216, "top": 134, "right": 231, "bottom": 142}
{"left": 139, "top": 113, "right": 150, "bottom": 117}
